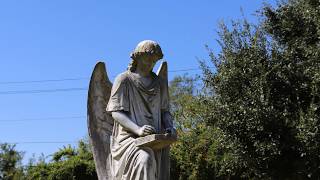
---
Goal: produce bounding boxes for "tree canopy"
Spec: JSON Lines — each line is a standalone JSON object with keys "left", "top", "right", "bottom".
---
{"left": 25, "top": 140, "right": 97, "bottom": 180}
{"left": 0, "top": 143, "right": 24, "bottom": 180}
{"left": 170, "top": 0, "right": 320, "bottom": 179}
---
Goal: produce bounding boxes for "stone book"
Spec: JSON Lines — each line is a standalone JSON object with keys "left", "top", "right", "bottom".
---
{"left": 135, "top": 134, "right": 177, "bottom": 150}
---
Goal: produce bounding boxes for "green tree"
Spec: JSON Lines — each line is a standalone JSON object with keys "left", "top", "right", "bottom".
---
{"left": 0, "top": 143, "right": 24, "bottom": 180}
{"left": 263, "top": 0, "right": 320, "bottom": 178}
{"left": 169, "top": 75, "right": 222, "bottom": 180}
{"left": 199, "top": 0, "right": 320, "bottom": 179}
{"left": 25, "top": 140, "right": 97, "bottom": 180}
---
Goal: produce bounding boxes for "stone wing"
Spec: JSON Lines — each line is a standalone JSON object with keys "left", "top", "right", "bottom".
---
{"left": 157, "top": 61, "right": 170, "bottom": 117}
{"left": 87, "top": 62, "right": 113, "bottom": 180}
{"left": 156, "top": 61, "right": 171, "bottom": 180}
{"left": 156, "top": 61, "right": 168, "bottom": 85}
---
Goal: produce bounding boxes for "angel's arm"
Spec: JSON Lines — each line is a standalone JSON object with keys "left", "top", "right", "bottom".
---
{"left": 111, "top": 111, "right": 155, "bottom": 136}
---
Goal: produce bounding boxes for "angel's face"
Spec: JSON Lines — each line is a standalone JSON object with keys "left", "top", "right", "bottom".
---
{"left": 137, "top": 54, "right": 159, "bottom": 73}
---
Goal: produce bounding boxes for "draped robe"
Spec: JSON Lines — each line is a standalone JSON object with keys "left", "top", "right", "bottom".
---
{"left": 106, "top": 70, "right": 169, "bottom": 180}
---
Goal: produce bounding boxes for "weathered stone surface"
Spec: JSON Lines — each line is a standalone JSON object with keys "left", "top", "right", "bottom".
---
{"left": 87, "top": 62, "right": 113, "bottom": 180}
{"left": 135, "top": 134, "right": 177, "bottom": 150}
{"left": 88, "top": 40, "right": 177, "bottom": 180}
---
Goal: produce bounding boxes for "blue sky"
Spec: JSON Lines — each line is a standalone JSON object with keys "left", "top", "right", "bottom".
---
{"left": 0, "top": 0, "right": 275, "bottom": 164}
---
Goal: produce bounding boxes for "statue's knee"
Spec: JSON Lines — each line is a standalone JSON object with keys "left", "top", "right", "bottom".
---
{"left": 138, "top": 149, "right": 154, "bottom": 165}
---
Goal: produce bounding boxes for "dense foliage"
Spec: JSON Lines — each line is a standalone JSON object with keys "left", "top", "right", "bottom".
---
{"left": 0, "top": 141, "right": 97, "bottom": 180}
{"left": 25, "top": 140, "right": 97, "bottom": 180}
{"left": 0, "top": 143, "right": 24, "bottom": 180}
{"left": 170, "top": 0, "right": 320, "bottom": 179}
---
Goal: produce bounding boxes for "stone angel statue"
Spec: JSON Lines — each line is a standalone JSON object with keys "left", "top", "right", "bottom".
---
{"left": 87, "top": 40, "right": 177, "bottom": 180}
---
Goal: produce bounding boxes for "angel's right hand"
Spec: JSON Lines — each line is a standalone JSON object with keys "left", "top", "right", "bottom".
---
{"left": 137, "top": 125, "right": 155, "bottom": 137}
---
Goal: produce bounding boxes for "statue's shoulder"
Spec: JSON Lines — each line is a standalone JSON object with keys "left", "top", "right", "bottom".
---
{"left": 114, "top": 71, "right": 130, "bottom": 83}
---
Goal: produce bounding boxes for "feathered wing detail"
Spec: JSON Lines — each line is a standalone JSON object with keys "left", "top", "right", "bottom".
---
{"left": 87, "top": 62, "right": 113, "bottom": 180}
{"left": 157, "top": 61, "right": 171, "bottom": 180}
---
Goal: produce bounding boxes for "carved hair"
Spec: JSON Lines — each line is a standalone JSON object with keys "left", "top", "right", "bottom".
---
{"left": 127, "top": 59, "right": 138, "bottom": 72}
{"left": 127, "top": 40, "right": 163, "bottom": 72}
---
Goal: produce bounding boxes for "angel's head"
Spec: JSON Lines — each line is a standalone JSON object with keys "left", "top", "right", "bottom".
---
{"left": 128, "top": 40, "right": 163, "bottom": 72}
